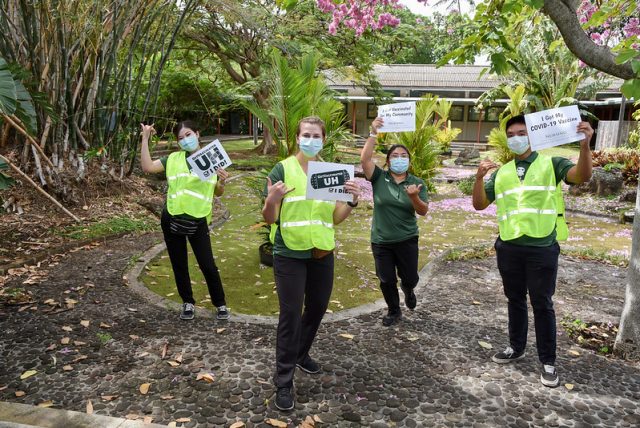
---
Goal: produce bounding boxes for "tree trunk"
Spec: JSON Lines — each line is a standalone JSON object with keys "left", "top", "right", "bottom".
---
{"left": 615, "top": 179, "right": 640, "bottom": 360}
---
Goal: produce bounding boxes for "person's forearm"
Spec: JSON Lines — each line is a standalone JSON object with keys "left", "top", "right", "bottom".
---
{"left": 214, "top": 181, "right": 225, "bottom": 196}
{"left": 472, "top": 177, "right": 490, "bottom": 210}
{"left": 574, "top": 144, "right": 593, "bottom": 183}
{"left": 262, "top": 196, "right": 280, "bottom": 225}
{"left": 410, "top": 196, "right": 428, "bottom": 216}
{"left": 333, "top": 203, "right": 354, "bottom": 225}
{"left": 140, "top": 137, "right": 154, "bottom": 173}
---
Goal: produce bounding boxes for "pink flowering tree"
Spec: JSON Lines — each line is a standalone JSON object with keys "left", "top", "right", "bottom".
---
{"left": 305, "top": 0, "right": 639, "bottom": 97}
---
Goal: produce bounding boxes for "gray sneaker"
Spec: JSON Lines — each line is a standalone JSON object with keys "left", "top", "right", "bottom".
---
{"left": 180, "top": 303, "right": 195, "bottom": 320}
{"left": 540, "top": 364, "right": 560, "bottom": 388}
{"left": 216, "top": 305, "right": 230, "bottom": 320}
{"left": 491, "top": 346, "right": 525, "bottom": 364}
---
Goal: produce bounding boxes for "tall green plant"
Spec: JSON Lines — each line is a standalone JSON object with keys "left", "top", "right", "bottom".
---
{"left": 385, "top": 95, "right": 460, "bottom": 191}
{"left": 241, "top": 51, "right": 351, "bottom": 161}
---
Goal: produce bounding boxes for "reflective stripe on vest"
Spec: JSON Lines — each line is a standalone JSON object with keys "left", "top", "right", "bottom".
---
{"left": 494, "top": 154, "right": 567, "bottom": 241}
{"left": 270, "top": 156, "right": 336, "bottom": 251}
{"left": 166, "top": 151, "right": 217, "bottom": 221}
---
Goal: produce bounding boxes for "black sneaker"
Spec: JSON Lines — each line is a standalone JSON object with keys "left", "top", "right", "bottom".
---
{"left": 275, "top": 387, "right": 294, "bottom": 411}
{"left": 180, "top": 303, "right": 195, "bottom": 320}
{"left": 401, "top": 285, "right": 417, "bottom": 310}
{"left": 540, "top": 364, "right": 560, "bottom": 388}
{"left": 491, "top": 346, "right": 525, "bottom": 364}
{"left": 216, "top": 305, "right": 230, "bottom": 320}
{"left": 296, "top": 356, "right": 320, "bottom": 374}
{"left": 382, "top": 310, "right": 402, "bottom": 327}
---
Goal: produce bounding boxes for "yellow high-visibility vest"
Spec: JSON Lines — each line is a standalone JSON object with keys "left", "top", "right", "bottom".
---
{"left": 166, "top": 151, "right": 217, "bottom": 222}
{"left": 495, "top": 154, "right": 568, "bottom": 241}
{"left": 270, "top": 156, "right": 336, "bottom": 250}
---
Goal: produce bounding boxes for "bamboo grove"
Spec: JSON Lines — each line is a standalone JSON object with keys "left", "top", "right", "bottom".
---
{"left": 0, "top": 0, "right": 196, "bottom": 202}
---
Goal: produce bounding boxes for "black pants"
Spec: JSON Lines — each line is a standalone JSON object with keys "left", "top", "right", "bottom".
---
{"left": 371, "top": 236, "right": 419, "bottom": 314}
{"left": 273, "top": 254, "right": 334, "bottom": 388}
{"left": 161, "top": 210, "right": 226, "bottom": 307}
{"left": 495, "top": 238, "right": 560, "bottom": 365}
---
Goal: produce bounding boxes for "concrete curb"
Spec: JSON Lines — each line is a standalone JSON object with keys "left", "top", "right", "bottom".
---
{"left": 0, "top": 401, "right": 167, "bottom": 428}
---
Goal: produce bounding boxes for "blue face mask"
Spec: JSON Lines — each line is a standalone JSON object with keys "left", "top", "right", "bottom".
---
{"left": 179, "top": 134, "right": 199, "bottom": 152}
{"left": 507, "top": 135, "right": 530, "bottom": 155}
{"left": 299, "top": 137, "right": 323, "bottom": 158}
{"left": 389, "top": 157, "right": 409, "bottom": 174}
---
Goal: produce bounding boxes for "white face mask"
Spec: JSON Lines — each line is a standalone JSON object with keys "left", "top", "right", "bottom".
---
{"left": 507, "top": 135, "right": 530, "bottom": 155}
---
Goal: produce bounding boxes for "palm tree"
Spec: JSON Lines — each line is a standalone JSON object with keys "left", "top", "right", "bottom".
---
{"left": 240, "top": 50, "right": 351, "bottom": 161}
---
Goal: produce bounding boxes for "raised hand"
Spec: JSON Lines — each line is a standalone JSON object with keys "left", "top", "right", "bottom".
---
{"left": 266, "top": 177, "right": 294, "bottom": 203}
{"left": 344, "top": 180, "right": 361, "bottom": 202}
{"left": 140, "top": 123, "right": 156, "bottom": 139}
{"left": 577, "top": 121, "right": 594, "bottom": 146}
{"left": 476, "top": 159, "right": 499, "bottom": 180}
{"left": 216, "top": 168, "right": 229, "bottom": 184}
{"left": 405, "top": 183, "right": 423, "bottom": 198}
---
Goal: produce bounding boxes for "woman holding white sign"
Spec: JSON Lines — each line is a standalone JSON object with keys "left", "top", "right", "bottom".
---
{"left": 140, "top": 120, "right": 230, "bottom": 321}
{"left": 361, "top": 117, "right": 428, "bottom": 327}
{"left": 262, "top": 116, "right": 361, "bottom": 411}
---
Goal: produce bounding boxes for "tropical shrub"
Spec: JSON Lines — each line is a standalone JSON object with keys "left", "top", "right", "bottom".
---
{"left": 241, "top": 51, "right": 351, "bottom": 162}
{"left": 592, "top": 148, "right": 640, "bottom": 185}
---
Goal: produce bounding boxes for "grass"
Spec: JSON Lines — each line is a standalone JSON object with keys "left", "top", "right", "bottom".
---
{"left": 57, "top": 216, "right": 158, "bottom": 240}
{"left": 141, "top": 157, "right": 633, "bottom": 316}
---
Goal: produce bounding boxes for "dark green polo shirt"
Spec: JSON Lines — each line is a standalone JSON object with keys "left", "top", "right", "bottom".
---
{"left": 484, "top": 152, "right": 575, "bottom": 247}
{"left": 263, "top": 162, "right": 313, "bottom": 259}
{"left": 369, "top": 165, "right": 428, "bottom": 244}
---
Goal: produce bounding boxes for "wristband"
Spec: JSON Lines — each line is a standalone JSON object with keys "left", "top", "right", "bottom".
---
{"left": 347, "top": 201, "right": 358, "bottom": 208}
{"left": 369, "top": 133, "right": 377, "bottom": 138}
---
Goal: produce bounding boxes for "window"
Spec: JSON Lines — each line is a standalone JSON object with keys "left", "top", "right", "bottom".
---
{"left": 468, "top": 108, "right": 485, "bottom": 122}
{"left": 367, "top": 103, "right": 378, "bottom": 119}
{"left": 486, "top": 106, "right": 504, "bottom": 122}
{"left": 449, "top": 105, "right": 464, "bottom": 121}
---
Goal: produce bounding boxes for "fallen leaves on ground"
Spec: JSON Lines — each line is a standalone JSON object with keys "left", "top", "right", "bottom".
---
{"left": 565, "top": 383, "right": 575, "bottom": 390}
{"left": 101, "top": 395, "right": 118, "bottom": 401}
{"left": 175, "top": 417, "right": 191, "bottom": 423}
{"left": 166, "top": 360, "right": 180, "bottom": 367}
{"left": 216, "top": 328, "right": 226, "bottom": 334}
{"left": 478, "top": 341, "right": 493, "bottom": 349}
{"left": 161, "top": 343, "right": 168, "bottom": 359}
{"left": 37, "top": 400, "right": 53, "bottom": 408}
{"left": 139, "top": 383, "right": 151, "bottom": 395}
{"left": 15, "top": 391, "right": 25, "bottom": 397}
{"left": 339, "top": 333, "right": 354, "bottom": 340}
{"left": 86, "top": 399, "right": 93, "bottom": 414}
{"left": 99, "top": 322, "right": 111, "bottom": 329}
{"left": 60, "top": 337, "right": 70, "bottom": 345}
{"left": 80, "top": 320, "right": 90, "bottom": 328}
{"left": 61, "top": 326, "right": 73, "bottom": 332}
{"left": 62, "top": 365, "right": 73, "bottom": 371}
{"left": 20, "top": 370, "right": 37, "bottom": 380}
{"left": 266, "top": 419, "right": 288, "bottom": 427}
{"left": 196, "top": 373, "right": 215, "bottom": 383}
{"left": 230, "top": 422, "right": 245, "bottom": 428}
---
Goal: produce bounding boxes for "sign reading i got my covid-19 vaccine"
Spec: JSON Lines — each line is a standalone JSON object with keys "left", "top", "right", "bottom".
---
{"left": 306, "top": 161, "right": 355, "bottom": 202}
{"left": 524, "top": 105, "right": 585, "bottom": 151}
{"left": 376, "top": 102, "right": 416, "bottom": 133}
{"left": 186, "top": 139, "right": 232, "bottom": 182}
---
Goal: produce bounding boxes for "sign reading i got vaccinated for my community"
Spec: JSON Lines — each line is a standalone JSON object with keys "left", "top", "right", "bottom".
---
{"left": 524, "top": 105, "right": 586, "bottom": 151}
{"left": 306, "top": 161, "right": 355, "bottom": 202}
{"left": 186, "top": 139, "right": 232, "bottom": 182}
{"left": 376, "top": 102, "right": 417, "bottom": 133}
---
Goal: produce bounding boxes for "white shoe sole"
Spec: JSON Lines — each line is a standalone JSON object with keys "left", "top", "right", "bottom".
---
{"left": 491, "top": 353, "right": 525, "bottom": 364}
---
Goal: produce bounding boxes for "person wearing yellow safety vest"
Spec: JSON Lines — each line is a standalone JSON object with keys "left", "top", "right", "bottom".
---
{"left": 140, "top": 120, "right": 230, "bottom": 322}
{"left": 472, "top": 115, "right": 593, "bottom": 388}
{"left": 262, "top": 116, "right": 361, "bottom": 411}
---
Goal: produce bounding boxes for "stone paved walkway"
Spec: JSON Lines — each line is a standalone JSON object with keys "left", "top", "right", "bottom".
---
{"left": 1, "top": 233, "right": 639, "bottom": 427}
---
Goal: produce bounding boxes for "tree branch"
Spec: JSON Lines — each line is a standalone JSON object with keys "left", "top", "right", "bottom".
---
{"left": 543, "top": 0, "right": 634, "bottom": 80}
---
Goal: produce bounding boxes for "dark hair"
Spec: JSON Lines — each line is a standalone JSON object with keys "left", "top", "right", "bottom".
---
{"left": 386, "top": 144, "right": 411, "bottom": 166}
{"left": 173, "top": 120, "right": 200, "bottom": 140}
{"left": 505, "top": 115, "right": 526, "bottom": 131}
{"left": 297, "top": 116, "right": 326, "bottom": 138}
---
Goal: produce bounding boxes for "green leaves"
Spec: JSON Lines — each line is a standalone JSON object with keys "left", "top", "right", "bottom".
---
{"left": 620, "top": 79, "right": 640, "bottom": 100}
{"left": 0, "top": 56, "right": 37, "bottom": 135}
{"left": 0, "top": 57, "right": 18, "bottom": 115}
